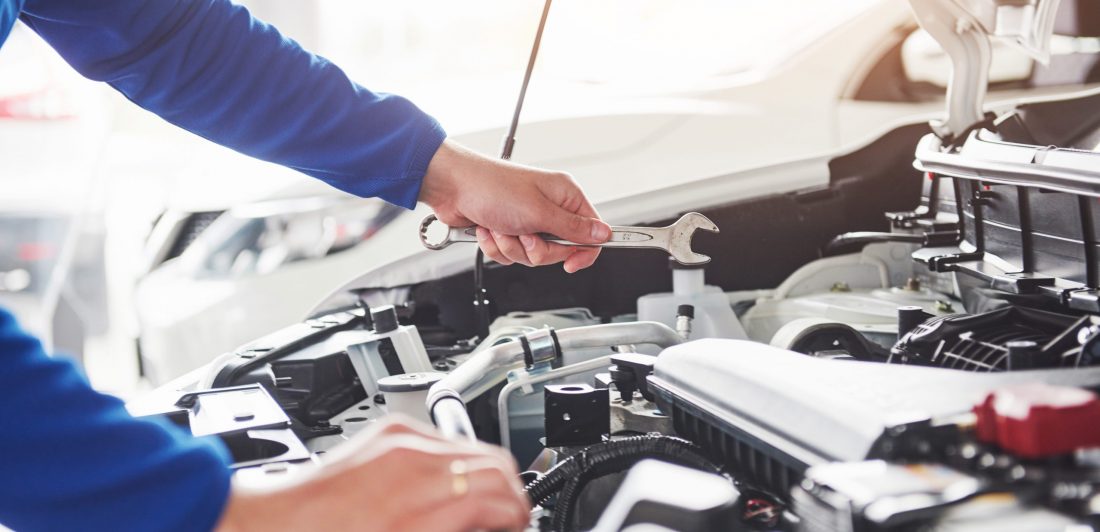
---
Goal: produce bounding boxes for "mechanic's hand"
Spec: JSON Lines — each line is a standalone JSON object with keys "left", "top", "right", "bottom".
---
{"left": 420, "top": 139, "right": 611, "bottom": 273}
{"left": 217, "top": 417, "right": 530, "bottom": 532}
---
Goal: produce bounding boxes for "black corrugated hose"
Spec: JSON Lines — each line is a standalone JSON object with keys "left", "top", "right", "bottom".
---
{"left": 523, "top": 434, "right": 723, "bottom": 531}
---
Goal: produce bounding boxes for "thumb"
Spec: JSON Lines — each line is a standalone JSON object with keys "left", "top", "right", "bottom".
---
{"left": 542, "top": 206, "right": 611, "bottom": 245}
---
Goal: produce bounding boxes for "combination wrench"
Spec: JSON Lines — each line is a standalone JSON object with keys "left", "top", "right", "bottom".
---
{"left": 418, "top": 212, "right": 719, "bottom": 266}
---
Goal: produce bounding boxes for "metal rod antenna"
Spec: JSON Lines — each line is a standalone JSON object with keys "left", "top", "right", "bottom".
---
{"left": 474, "top": 0, "right": 554, "bottom": 338}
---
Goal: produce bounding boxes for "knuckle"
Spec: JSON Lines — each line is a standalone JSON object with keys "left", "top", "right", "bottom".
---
{"left": 377, "top": 416, "right": 414, "bottom": 432}
{"left": 552, "top": 171, "right": 574, "bottom": 183}
{"left": 526, "top": 246, "right": 545, "bottom": 263}
{"left": 566, "top": 214, "right": 584, "bottom": 232}
{"left": 499, "top": 241, "right": 530, "bottom": 265}
{"left": 434, "top": 210, "right": 465, "bottom": 228}
{"left": 498, "top": 247, "right": 520, "bottom": 263}
{"left": 381, "top": 443, "right": 422, "bottom": 463}
{"left": 489, "top": 471, "right": 514, "bottom": 494}
{"left": 479, "top": 246, "right": 496, "bottom": 258}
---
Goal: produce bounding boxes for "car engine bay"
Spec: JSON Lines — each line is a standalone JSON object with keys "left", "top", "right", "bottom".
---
{"left": 128, "top": 85, "right": 1100, "bottom": 531}
{"left": 127, "top": 2, "right": 1100, "bottom": 529}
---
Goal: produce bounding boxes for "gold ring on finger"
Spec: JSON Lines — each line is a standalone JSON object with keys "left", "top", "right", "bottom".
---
{"left": 450, "top": 459, "right": 469, "bottom": 497}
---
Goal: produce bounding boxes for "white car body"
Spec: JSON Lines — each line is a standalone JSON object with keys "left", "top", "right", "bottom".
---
{"left": 133, "top": 0, "right": 1094, "bottom": 382}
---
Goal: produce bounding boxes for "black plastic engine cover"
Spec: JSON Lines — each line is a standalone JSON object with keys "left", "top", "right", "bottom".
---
{"left": 648, "top": 339, "right": 1100, "bottom": 498}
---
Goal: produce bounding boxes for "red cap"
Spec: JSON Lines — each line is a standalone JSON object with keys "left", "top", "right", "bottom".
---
{"left": 973, "top": 383, "right": 1100, "bottom": 458}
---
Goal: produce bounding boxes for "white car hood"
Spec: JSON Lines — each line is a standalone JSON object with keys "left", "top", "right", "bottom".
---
{"left": 158, "top": 97, "right": 761, "bottom": 213}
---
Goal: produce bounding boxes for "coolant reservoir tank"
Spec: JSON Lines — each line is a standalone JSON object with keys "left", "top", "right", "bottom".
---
{"left": 637, "top": 263, "right": 746, "bottom": 341}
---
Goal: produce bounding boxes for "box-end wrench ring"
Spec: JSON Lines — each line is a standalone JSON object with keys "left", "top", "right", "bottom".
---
{"left": 418, "top": 212, "right": 719, "bottom": 266}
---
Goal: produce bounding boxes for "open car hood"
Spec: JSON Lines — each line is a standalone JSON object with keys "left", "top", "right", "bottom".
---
{"left": 302, "top": 0, "right": 1088, "bottom": 317}
{"left": 306, "top": 0, "right": 1085, "bottom": 316}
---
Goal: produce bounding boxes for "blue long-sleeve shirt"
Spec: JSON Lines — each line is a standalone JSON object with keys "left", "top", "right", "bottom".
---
{"left": 0, "top": 0, "right": 448, "bottom": 530}
{"left": 0, "top": 307, "right": 233, "bottom": 531}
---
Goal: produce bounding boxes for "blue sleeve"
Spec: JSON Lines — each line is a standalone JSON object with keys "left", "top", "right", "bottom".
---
{"left": 0, "top": 307, "right": 233, "bottom": 532}
{"left": 18, "top": 0, "right": 447, "bottom": 209}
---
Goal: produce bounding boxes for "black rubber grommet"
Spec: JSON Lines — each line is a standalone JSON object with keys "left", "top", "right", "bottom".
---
{"left": 520, "top": 335, "right": 533, "bottom": 368}
{"left": 549, "top": 329, "right": 562, "bottom": 359}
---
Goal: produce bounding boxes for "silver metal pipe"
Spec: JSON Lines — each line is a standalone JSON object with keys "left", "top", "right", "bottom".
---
{"left": 432, "top": 396, "right": 477, "bottom": 442}
{"left": 433, "top": 341, "right": 527, "bottom": 406}
{"left": 428, "top": 321, "right": 681, "bottom": 440}
{"left": 557, "top": 321, "right": 682, "bottom": 352}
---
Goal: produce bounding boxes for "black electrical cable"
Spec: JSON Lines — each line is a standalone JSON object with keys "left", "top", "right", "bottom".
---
{"left": 553, "top": 475, "right": 585, "bottom": 531}
{"left": 473, "top": 248, "right": 488, "bottom": 338}
{"left": 473, "top": 0, "right": 554, "bottom": 339}
{"left": 523, "top": 435, "right": 722, "bottom": 530}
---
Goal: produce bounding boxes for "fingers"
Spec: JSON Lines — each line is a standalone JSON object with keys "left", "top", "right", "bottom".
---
{"left": 476, "top": 227, "right": 513, "bottom": 266}
{"left": 330, "top": 416, "right": 441, "bottom": 460}
{"left": 363, "top": 415, "right": 449, "bottom": 442}
{"left": 518, "top": 235, "right": 575, "bottom": 266}
{"left": 539, "top": 208, "right": 611, "bottom": 246}
{"left": 370, "top": 440, "right": 527, "bottom": 518}
{"left": 479, "top": 230, "right": 602, "bottom": 272}
{"left": 537, "top": 172, "right": 611, "bottom": 245}
{"left": 563, "top": 247, "right": 601, "bottom": 273}
{"left": 491, "top": 230, "right": 533, "bottom": 267}
{"left": 393, "top": 494, "right": 530, "bottom": 532}
{"left": 429, "top": 152, "right": 609, "bottom": 271}
{"left": 480, "top": 231, "right": 587, "bottom": 270}
{"left": 395, "top": 456, "right": 529, "bottom": 532}
{"left": 239, "top": 410, "right": 531, "bottom": 532}
{"left": 446, "top": 457, "right": 528, "bottom": 506}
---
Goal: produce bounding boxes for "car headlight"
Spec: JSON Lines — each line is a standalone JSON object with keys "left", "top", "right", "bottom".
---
{"left": 177, "top": 196, "right": 401, "bottom": 278}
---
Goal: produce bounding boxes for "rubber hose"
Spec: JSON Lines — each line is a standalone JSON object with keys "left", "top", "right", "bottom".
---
{"left": 524, "top": 434, "right": 721, "bottom": 508}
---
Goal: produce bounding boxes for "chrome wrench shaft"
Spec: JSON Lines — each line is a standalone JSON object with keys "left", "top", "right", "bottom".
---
{"left": 419, "top": 212, "right": 719, "bottom": 266}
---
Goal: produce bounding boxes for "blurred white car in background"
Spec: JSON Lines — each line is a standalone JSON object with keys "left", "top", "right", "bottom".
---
{"left": 132, "top": 0, "right": 1100, "bottom": 383}
{"left": 134, "top": 153, "right": 401, "bottom": 382}
{"left": 0, "top": 24, "right": 111, "bottom": 367}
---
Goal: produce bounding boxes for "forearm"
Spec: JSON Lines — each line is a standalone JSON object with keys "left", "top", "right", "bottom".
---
{"left": 20, "top": 0, "right": 446, "bottom": 208}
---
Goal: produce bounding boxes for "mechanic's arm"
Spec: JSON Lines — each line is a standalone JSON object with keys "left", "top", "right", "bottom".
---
{"left": 0, "top": 306, "right": 528, "bottom": 531}
{"left": 19, "top": 0, "right": 610, "bottom": 271}
{"left": 0, "top": 306, "right": 231, "bottom": 531}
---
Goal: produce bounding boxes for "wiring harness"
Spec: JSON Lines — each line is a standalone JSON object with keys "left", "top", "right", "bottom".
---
{"left": 524, "top": 434, "right": 723, "bottom": 531}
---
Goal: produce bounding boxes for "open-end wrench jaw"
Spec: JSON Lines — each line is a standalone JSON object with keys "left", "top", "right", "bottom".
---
{"left": 666, "top": 213, "right": 719, "bottom": 266}
{"left": 417, "top": 211, "right": 720, "bottom": 266}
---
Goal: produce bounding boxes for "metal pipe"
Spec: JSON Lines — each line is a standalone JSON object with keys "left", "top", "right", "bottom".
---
{"left": 431, "top": 396, "right": 477, "bottom": 441}
{"left": 436, "top": 341, "right": 527, "bottom": 405}
{"left": 428, "top": 322, "right": 681, "bottom": 441}
{"left": 557, "top": 322, "right": 682, "bottom": 351}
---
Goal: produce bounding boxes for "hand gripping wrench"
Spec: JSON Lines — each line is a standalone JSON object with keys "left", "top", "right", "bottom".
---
{"left": 418, "top": 212, "right": 719, "bottom": 266}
